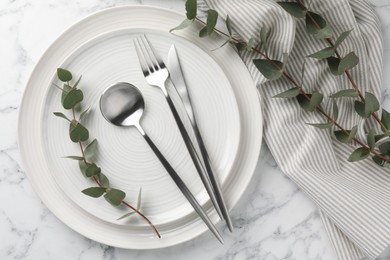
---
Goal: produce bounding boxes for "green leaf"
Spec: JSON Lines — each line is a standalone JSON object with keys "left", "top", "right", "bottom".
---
{"left": 307, "top": 122, "right": 333, "bottom": 129}
{"left": 97, "top": 172, "right": 110, "bottom": 188}
{"left": 308, "top": 47, "right": 335, "bottom": 59}
{"left": 273, "top": 88, "right": 300, "bottom": 98}
{"left": 381, "top": 109, "right": 390, "bottom": 132}
{"left": 62, "top": 88, "right": 84, "bottom": 110}
{"left": 373, "top": 155, "right": 386, "bottom": 166}
{"left": 333, "top": 100, "right": 339, "bottom": 120}
{"left": 379, "top": 142, "right": 390, "bottom": 155}
{"left": 63, "top": 156, "right": 84, "bottom": 161}
{"left": 61, "top": 84, "right": 72, "bottom": 105}
{"left": 170, "top": 19, "right": 193, "bottom": 32}
{"left": 260, "top": 26, "right": 269, "bottom": 43}
{"left": 297, "top": 92, "right": 323, "bottom": 112}
{"left": 253, "top": 59, "right": 284, "bottom": 80}
{"left": 327, "top": 57, "right": 343, "bottom": 75}
{"left": 79, "top": 108, "right": 90, "bottom": 122}
{"left": 104, "top": 188, "right": 126, "bottom": 206}
{"left": 53, "top": 112, "right": 71, "bottom": 122}
{"left": 306, "top": 12, "right": 332, "bottom": 39}
{"left": 199, "top": 9, "right": 218, "bottom": 37}
{"left": 137, "top": 187, "right": 142, "bottom": 210}
{"left": 277, "top": 2, "right": 306, "bottom": 18}
{"left": 354, "top": 100, "right": 367, "bottom": 118}
{"left": 73, "top": 75, "right": 82, "bottom": 89}
{"left": 185, "top": 0, "right": 197, "bottom": 20}
{"left": 57, "top": 68, "right": 72, "bottom": 82}
{"left": 84, "top": 139, "right": 98, "bottom": 161}
{"left": 334, "top": 126, "right": 357, "bottom": 144}
{"left": 226, "top": 15, "right": 232, "bottom": 36}
{"left": 82, "top": 187, "right": 106, "bottom": 198}
{"left": 339, "top": 52, "right": 359, "bottom": 73}
{"left": 375, "top": 133, "right": 390, "bottom": 143}
{"left": 330, "top": 89, "right": 359, "bottom": 98}
{"left": 79, "top": 160, "right": 87, "bottom": 177}
{"left": 117, "top": 212, "right": 136, "bottom": 221}
{"left": 85, "top": 163, "right": 101, "bottom": 178}
{"left": 246, "top": 38, "right": 256, "bottom": 51}
{"left": 334, "top": 29, "right": 353, "bottom": 48}
{"left": 69, "top": 121, "right": 89, "bottom": 143}
{"left": 234, "top": 42, "right": 246, "bottom": 53}
{"left": 367, "top": 129, "right": 375, "bottom": 149}
{"left": 348, "top": 147, "right": 370, "bottom": 162}
{"left": 365, "top": 92, "right": 380, "bottom": 117}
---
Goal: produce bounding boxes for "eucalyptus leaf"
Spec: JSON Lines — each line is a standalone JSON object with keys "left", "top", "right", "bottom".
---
{"left": 333, "top": 100, "right": 339, "bottom": 120}
{"left": 117, "top": 212, "right": 136, "bottom": 221}
{"left": 85, "top": 163, "right": 101, "bottom": 178}
{"left": 367, "top": 129, "right": 375, "bottom": 149}
{"left": 97, "top": 172, "right": 110, "bottom": 188}
{"left": 273, "top": 88, "right": 300, "bottom": 98}
{"left": 226, "top": 15, "right": 232, "bottom": 36}
{"left": 170, "top": 19, "right": 193, "bottom": 32}
{"left": 79, "top": 160, "right": 87, "bottom": 178}
{"left": 137, "top": 187, "right": 142, "bottom": 210}
{"left": 307, "top": 122, "right": 333, "bottom": 129}
{"left": 73, "top": 75, "right": 82, "bottom": 89}
{"left": 375, "top": 132, "right": 390, "bottom": 143}
{"left": 57, "top": 68, "right": 72, "bottom": 82}
{"left": 185, "top": 0, "right": 197, "bottom": 20}
{"left": 308, "top": 47, "right": 334, "bottom": 59}
{"left": 104, "top": 188, "right": 126, "bottom": 206}
{"left": 246, "top": 38, "right": 256, "bottom": 51}
{"left": 382, "top": 109, "right": 390, "bottom": 132}
{"left": 339, "top": 52, "right": 359, "bottom": 73}
{"left": 372, "top": 155, "right": 389, "bottom": 167}
{"left": 79, "top": 108, "right": 90, "bottom": 122}
{"left": 327, "top": 57, "right": 343, "bottom": 75}
{"left": 305, "top": 12, "right": 332, "bottom": 39}
{"left": 277, "top": 2, "right": 306, "bottom": 18}
{"left": 354, "top": 100, "right": 367, "bottom": 118}
{"left": 348, "top": 147, "right": 370, "bottom": 162}
{"left": 297, "top": 92, "right": 323, "bottom": 112}
{"left": 199, "top": 27, "right": 208, "bottom": 38}
{"left": 53, "top": 112, "right": 71, "bottom": 122}
{"left": 84, "top": 139, "right": 98, "bottom": 161}
{"left": 82, "top": 187, "right": 106, "bottom": 198}
{"left": 365, "top": 92, "right": 380, "bottom": 117}
{"left": 330, "top": 89, "right": 358, "bottom": 98}
{"left": 334, "top": 29, "right": 353, "bottom": 48}
{"left": 334, "top": 126, "right": 357, "bottom": 144}
{"left": 235, "top": 42, "right": 246, "bottom": 53}
{"left": 379, "top": 142, "right": 390, "bottom": 155}
{"left": 62, "top": 88, "right": 84, "bottom": 110}
{"left": 253, "top": 59, "right": 284, "bottom": 80}
{"left": 203, "top": 9, "right": 218, "bottom": 36}
{"left": 63, "top": 156, "right": 84, "bottom": 161}
{"left": 260, "top": 26, "right": 269, "bottom": 43}
{"left": 61, "top": 84, "right": 72, "bottom": 105}
{"left": 69, "top": 121, "right": 89, "bottom": 143}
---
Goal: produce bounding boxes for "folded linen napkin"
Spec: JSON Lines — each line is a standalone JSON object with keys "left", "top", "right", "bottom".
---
{"left": 202, "top": 0, "right": 389, "bottom": 259}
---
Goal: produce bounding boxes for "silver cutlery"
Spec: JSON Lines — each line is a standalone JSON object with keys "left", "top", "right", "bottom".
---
{"left": 133, "top": 35, "right": 224, "bottom": 220}
{"left": 167, "top": 45, "right": 233, "bottom": 232}
{"left": 99, "top": 82, "right": 224, "bottom": 244}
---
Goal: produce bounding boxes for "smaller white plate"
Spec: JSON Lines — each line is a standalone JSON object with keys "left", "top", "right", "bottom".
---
{"left": 43, "top": 29, "right": 241, "bottom": 226}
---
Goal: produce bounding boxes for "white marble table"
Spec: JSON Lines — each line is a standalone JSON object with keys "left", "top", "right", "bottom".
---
{"left": 1, "top": 0, "right": 389, "bottom": 259}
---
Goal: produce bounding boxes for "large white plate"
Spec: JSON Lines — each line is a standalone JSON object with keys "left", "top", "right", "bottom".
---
{"left": 18, "top": 6, "right": 262, "bottom": 249}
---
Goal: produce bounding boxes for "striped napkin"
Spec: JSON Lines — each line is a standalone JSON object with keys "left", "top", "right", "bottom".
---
{"left": 202, "top": 0, "right": 390, "bottom": 259}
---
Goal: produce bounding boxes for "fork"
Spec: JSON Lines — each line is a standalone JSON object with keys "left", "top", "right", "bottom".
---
{"left": 134, "top": 35, "right": 224, "bottom": 243}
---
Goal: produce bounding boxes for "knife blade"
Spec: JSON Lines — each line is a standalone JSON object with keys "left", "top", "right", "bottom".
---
{"left": 167, "top": 44, "right": 233, "bottom": 232}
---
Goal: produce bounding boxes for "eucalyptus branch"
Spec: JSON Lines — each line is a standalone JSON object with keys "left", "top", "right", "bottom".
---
{"left": 54, "top": 68, "right": 160, "bottom": 238}
{"left": 293, "top": 0, "right": 388, "bottom": 132}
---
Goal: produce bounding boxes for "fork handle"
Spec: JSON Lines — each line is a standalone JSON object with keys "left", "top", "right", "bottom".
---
{"left": 140, "top": 130, "right": 224, "bottom": 244}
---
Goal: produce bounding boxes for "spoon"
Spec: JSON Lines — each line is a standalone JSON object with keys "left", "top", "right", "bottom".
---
{"left": 99, "top": 82, "right": 223, "bottom": 244}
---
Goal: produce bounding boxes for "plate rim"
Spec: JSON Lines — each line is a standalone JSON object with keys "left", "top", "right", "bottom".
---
{"left": 17, "top": 4, "right": 263, "bottom": 249}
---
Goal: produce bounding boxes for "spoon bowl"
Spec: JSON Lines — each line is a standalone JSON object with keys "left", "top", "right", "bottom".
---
{"left": 100, "top": 82, "right": 144, "bottom": 128}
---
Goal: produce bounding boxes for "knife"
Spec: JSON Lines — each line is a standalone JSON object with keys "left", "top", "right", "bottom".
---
{"left": 167, "top": 45, "right": 233, "bottom": 232}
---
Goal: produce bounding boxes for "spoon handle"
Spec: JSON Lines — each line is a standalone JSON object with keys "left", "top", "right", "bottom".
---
{"left": 140, "top": 131, "right": 224, "bottom": 244}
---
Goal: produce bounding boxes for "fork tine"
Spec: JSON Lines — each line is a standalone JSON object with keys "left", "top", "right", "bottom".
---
{"left": 141, "top": 35, "right": 165, "bottom": 69}
{"left": 134, "top": 38, "right": 151, "bottom": 76}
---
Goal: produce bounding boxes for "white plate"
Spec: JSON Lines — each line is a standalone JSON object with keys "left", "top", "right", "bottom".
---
{"left": 44, "top": 29, "right": 241, "bottom": 225}
{"left": 18, "top": 6, "right": 262, "bottom": 249}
